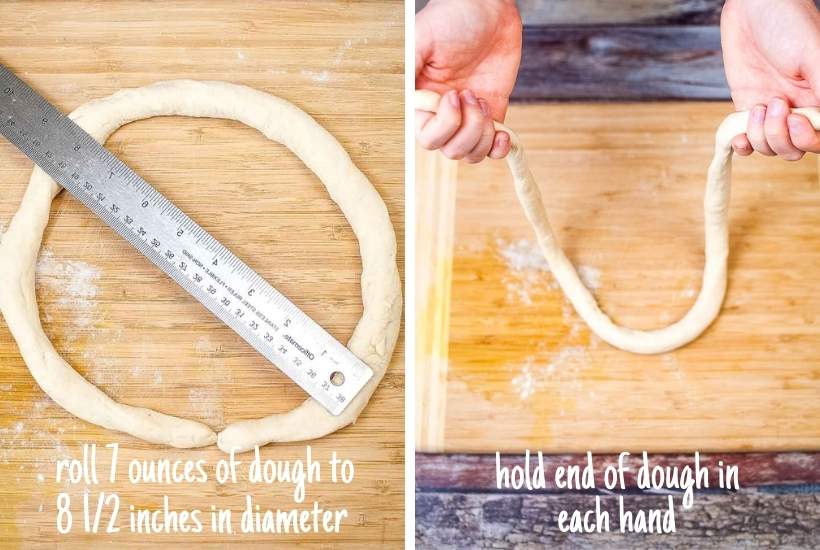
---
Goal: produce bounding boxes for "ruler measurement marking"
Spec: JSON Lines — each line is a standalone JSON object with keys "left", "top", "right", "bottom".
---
{"left": 0, "top": 67, "right": 371, "bottom": 414}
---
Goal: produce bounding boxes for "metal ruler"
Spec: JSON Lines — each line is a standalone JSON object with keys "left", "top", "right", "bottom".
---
{"left": 0, "top": 65, "right": 372, "bottom": 416}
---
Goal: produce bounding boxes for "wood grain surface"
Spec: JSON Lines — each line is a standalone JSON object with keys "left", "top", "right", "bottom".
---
{"left": 416, "top": 491, "right": 820, "bottom": 548}
{"left": 417, "top": 101, "right": 820, "bottom": 454}
{"left": 415, "top": 452, "right": 820, "bottom": 548}
{"left": 415, "top": 147, "right": 457, "bottom": 453}
{"left": 0, "top": 1, "right": 404, "bottom": 548}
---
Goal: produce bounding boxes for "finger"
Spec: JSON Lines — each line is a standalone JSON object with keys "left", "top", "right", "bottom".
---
{"left": 416, "top": 90, "right": 462, "bottom": 151}
{"left": 731, "top": 135, "right": 753, "bottom": 156}
{"left": 414, "top": 108, "right": 434, "bottom": 140}
{"left": 440, "top": 90, "right": 485, "bottom": 161}
{"left": 488, "top": 131, "right": 511, "bottom": 159}
{"left": 747, "top": 104, "right": 775, "bottom": 156}
{"left": 464, "top": 99, "right": 496, "bottom": 163}
{"left": 787, "top": 114, "right": 820, "bottom": 154}
{"left": 764, "top": 97, "right": 804, "bottom": 161}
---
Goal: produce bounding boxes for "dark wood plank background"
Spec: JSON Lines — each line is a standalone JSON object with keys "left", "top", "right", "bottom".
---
{"left": 417, "top": 0, "right": 725, "bottom": 25}
{"left": 418, "top": 0, "right": 820, "bottom": 101}
{"left": 517, "top": 0, "right": 723, "bottom": 25}
{"left": 415, "top": 0, "right": 820, "bottom": 547}
{"left": 417, "top": 453, "right": 820, "bottom": 549}
{"left": 515, "top": 25, "right": 727, "bottom": 101}
{"left": 515, "top": 0, "right": 730, "bottom": 100}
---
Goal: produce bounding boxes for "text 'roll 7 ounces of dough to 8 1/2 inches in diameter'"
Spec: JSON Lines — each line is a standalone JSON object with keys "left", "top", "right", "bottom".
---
{"left": 0, "top": 65, "right": 373, "bottom": 415}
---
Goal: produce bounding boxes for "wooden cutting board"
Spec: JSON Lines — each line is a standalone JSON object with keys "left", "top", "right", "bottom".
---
{"left": 417, "top": 101, "right": 820, "bottom": 454}
{"left": 0, "top": 1, "right": 403, "bottom": 547}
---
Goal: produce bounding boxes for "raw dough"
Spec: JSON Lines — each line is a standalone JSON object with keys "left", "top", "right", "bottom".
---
{"left": 0, "top": 80, "right": 401, "bottom": 452}
{"left": 415, "top": 90, "right": 820, "bottom": 354}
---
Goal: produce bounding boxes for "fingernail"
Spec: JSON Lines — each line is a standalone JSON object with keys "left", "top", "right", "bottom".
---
{"left": 769, "top": 98, "right": 786, "bottom": 116}
{"left": 462, "top": 89, "right": 478, "bottom": 106}
{"left": 787, "top": 114, "right": 802, "bottom": 131}
{"left": 478, "top": 98, "right": 490, "bottom": 117}
{"left": 753, "top": 105, "right": 766, "bottom": 123}
{"left": 448, "top": 90, "right": 459, "bottom": 108}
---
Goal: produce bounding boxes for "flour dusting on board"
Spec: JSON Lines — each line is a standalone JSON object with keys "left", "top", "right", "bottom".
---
{"left": 496, "top": 237, "right": 601, "bottom": 305}
{"left": 497, "top": 237, "right": 549, "bottom": 272}
{"left": 301, "top": 69, "right": 331, "bottom": 83}
{"left": 511, "top": 347, "right": 588, "bottom": 401}
{"left": 82, "top": 352, "right": 120, "bottom": 390}
{"left": 331, "top": 36, "right": 370, "bottom": 66}
{"left": 0, "top": 398, "right": 71, "bottom": 472}
{"left": 680, "top": 286, "right": 697, "bottom": 299}
{"left": 36, "top": 249, "right": 101, "bottom": 335}
{"left": 662, "top": 353, "right": 685, "bottom": 381}
{"left": 578, "top": 265, "right": 601, "bottom": 291}
{"left": 496, "top": 237, "right": 553, "bottom": 305}
{"left": 188, "top": 387, "right": 224, "bottom": 427}
{"left": 190, "top": 335, "right": 229, "bottom": 427}
{"left": 506, "top": 300, "right": 600, "bottom": 402}
{"left": 494, "top": 236, "right": 604, "bottom": 402}
{"left": 2, "top": 248, "right": 105, "bottom": 473}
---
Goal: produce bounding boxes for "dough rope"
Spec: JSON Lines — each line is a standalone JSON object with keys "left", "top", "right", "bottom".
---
{"left": 415, "top": 89, "right": 820, "bottom": 354}
{"left": 0, "top": 80, "right": 401, "bottom": 452}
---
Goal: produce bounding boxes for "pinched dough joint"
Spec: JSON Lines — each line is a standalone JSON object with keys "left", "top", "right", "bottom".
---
{"left": 415, "top": 90, "right": 820, "bottom": 355}
{"left": 0, "top": 81, "right": 402, "bottom": 452}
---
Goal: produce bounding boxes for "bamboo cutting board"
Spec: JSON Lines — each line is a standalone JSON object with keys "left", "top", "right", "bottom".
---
{"left": 417, "top": 102, "right": 820, "bottom": 454}
{"left": 0, "top": 1, "right": 403, "bottom": 547}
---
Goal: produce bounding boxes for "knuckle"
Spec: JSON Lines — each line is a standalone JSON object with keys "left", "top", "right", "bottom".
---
{"left": 765, "top": 123, "right": 788, "bottom": 139}
{"left": 748, "top": 136, "right": 769, "bottom": 149}
{"left": 440, "top": 147, "right": 463, "bottom": 161}
{"left": 416, "top": 135, "right": 437, "bottom": 150}
{"left": 794, "top": 135, "right": 820, "bottom": 152}
{"left": 748, "top": 131, "right": 765, "bottom": 144}
{"left": 441, "top": 109, "right": 462, "bottom": 127}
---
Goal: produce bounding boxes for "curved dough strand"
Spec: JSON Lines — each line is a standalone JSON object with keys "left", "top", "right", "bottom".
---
{"left": 0, "top": 81, "right": 401, "bottom": 451}
{"left": 415, "top": 90, "right": 820, "bottom": 354}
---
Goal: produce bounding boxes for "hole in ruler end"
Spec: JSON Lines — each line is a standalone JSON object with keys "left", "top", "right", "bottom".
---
{"left": 330, "top": 371, "right": 345, "bottom": 387}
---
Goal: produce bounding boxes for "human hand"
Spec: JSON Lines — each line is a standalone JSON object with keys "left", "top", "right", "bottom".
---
{"left": 721, "top": 0, "right": 820, "bottom": 160}
{"left": 415, "top": 0, "right": 522, "bottom": 162}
